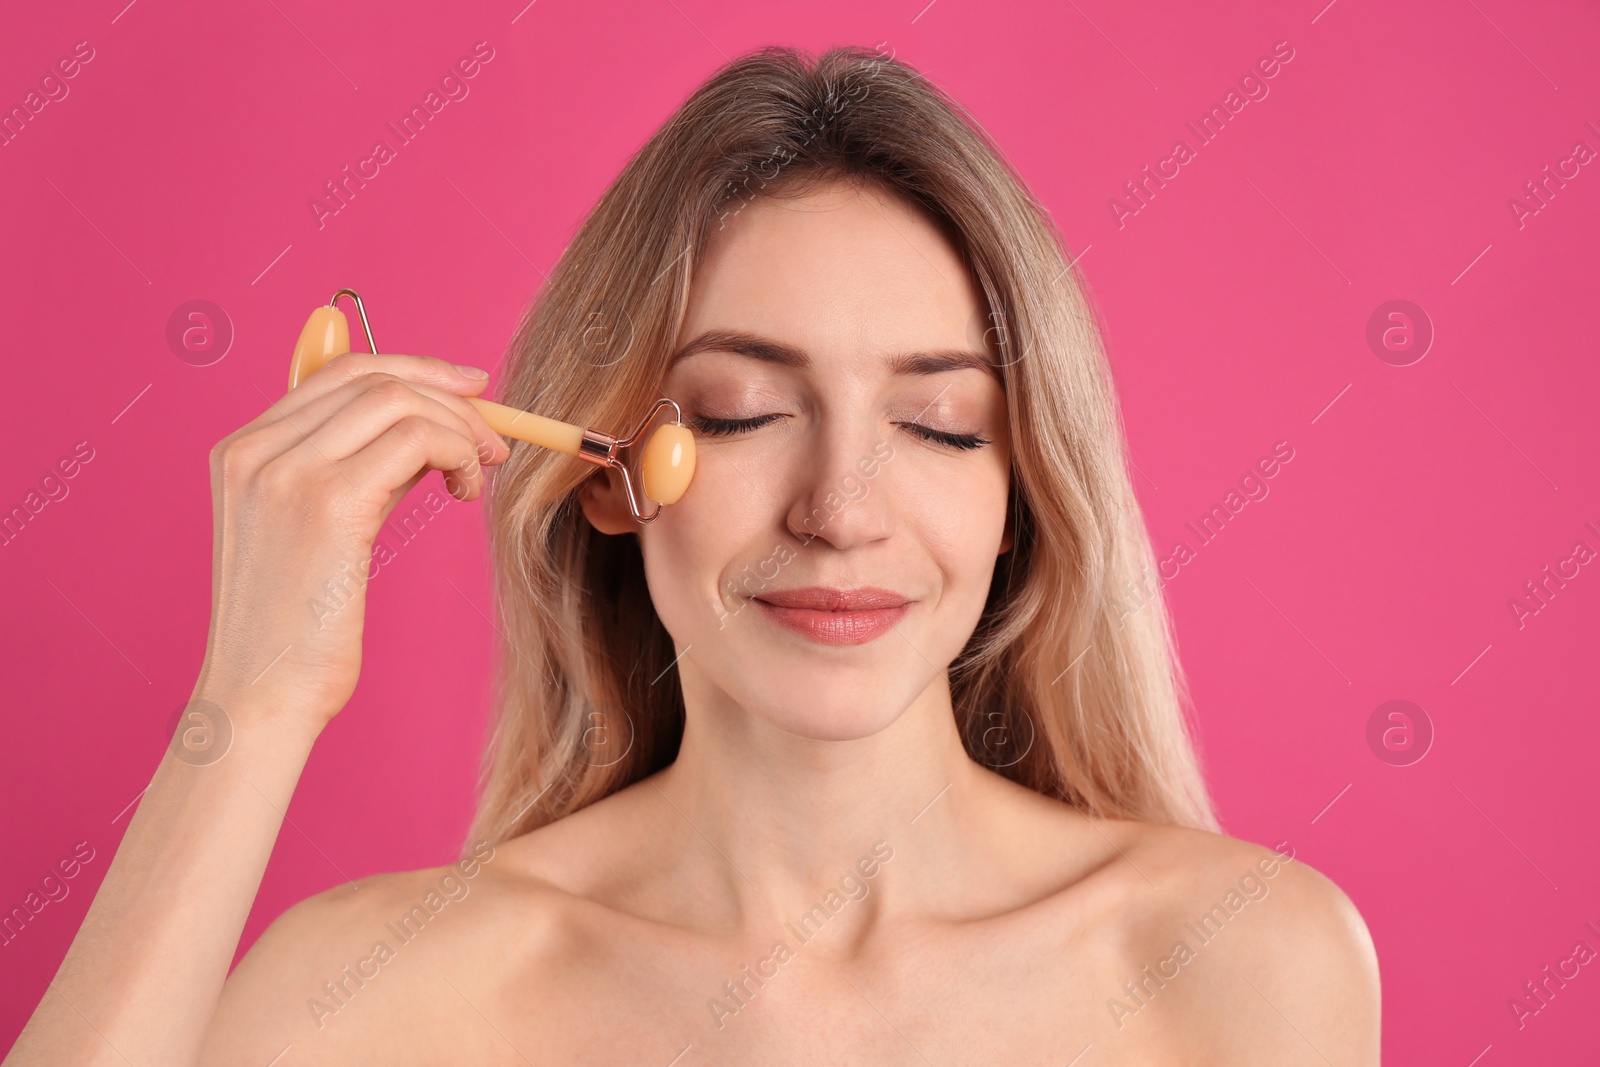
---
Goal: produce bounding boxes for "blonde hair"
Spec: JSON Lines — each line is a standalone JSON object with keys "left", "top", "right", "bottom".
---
{"left": 467, "top": 44, "right": 1218, "bottom": 846}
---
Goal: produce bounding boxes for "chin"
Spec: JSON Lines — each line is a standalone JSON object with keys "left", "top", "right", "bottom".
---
{"left": 748, "top": 695, "right": 908, "bottom": 742}
{"left": 655, "top": 582, "right": 953, "bottom": 742}
{"left": 732, "top": 662, "right": 935, "bottom": 742}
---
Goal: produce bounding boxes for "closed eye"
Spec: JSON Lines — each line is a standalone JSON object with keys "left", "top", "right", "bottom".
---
{"left": 897, "top": 423, "right": 989, "bottom": 451}
{"left": 689, "top": 414, "right": 784, "bottom": 437}
{"left": 689, "top": 414, "right": 988, "bottom": 451}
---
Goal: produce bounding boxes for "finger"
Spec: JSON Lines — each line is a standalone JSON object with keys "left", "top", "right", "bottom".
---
{"left": 336, "top": 415, "right": 490, "bottom": 504}
{"left": 383, "top": 466, "right": 434, "bottom": 516}
{"left": 236, "top": 372, "right": 509, "bottom": 474}
{"left": 290, "top": 373, "right": 505, "bottom": 466}
{"left": 309, "top": 381, "right": 490, "bottom": 489}
{"left": 247, "top": 352, "right": 492, "bottom": 432}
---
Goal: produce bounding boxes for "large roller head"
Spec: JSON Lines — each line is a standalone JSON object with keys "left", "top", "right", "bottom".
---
{"left": 639, "top": 422, "right": 695, "bottom": 506}
{"left": 288, "top": 305, "right": 350, "bottom": 390}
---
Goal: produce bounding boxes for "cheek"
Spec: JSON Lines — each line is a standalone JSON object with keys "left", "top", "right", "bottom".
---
{"left": 638, "top": 446, "right": 774, "bottom": 632}
{"left": 914, "top": 456, "right": 1010, "bottom": 596}
{"left": 921, "top": 446, "right": 1009, "bottom": 530}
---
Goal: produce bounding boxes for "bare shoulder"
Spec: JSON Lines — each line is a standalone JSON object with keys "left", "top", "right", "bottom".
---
{"left": 1124, "top": 822, "right": 1379, "bottom": 979}
{"left": 197, "top": 796, "right": 665, "bottom": 1067}
{"left": 1101, "top": 819, "right": 1381, "bottom": 1065}
{"left": 199, "top": 840, "right": 563, "bottom": 1066}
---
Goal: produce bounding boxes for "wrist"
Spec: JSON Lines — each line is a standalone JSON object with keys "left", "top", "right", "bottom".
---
{"left": 172, "top": 682, "right": 329, "bottom": 767}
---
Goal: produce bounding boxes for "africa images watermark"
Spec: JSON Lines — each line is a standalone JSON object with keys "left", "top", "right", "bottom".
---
{"left": 705, "top": 840, "right": 896, "bottom": 1032}
{"left": 1, "top": 39, "right": 96, "bottom": 150}
{"left": 1107, "top": 40, "right": 1298, "bottom": 229}
{"left": 307, "top": 41, "right": 497, "bottom": 230}
{"left": 0, "top": 841, "right": 98, "bottom": 949}
{"left": 1105, "top": 840, "right": 1297, "bottom": 1029}
{"left": 166, "top": 698, "right": 233, "bottom": 767}
{"left": 1505, "top": 120, "right": 1599, "bottom": 231}
{"left": 1507, "top": 917, "right": 1600, "bottom": 1031}
{"left": 306, "top": 839, "right": 498, "bottom": 1030}
{"left": 1, "top": 440, "right": 97, "bottom": 550}
{"left": 1505, "top": 518, "right": 1600, "bottom": 632}
{"left": 308, "top": 451, "right": 487, "bottom": 629}
{"left": 713, "top": 40, "right": 899, "bottom": 233}
{"left": 1104, "top": 439, "right": 1297, "bottom": 635}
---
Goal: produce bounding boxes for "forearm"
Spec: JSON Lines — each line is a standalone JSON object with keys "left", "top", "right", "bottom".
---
{"left": 5, "top": 697, "right": 323, "bottom": 1067}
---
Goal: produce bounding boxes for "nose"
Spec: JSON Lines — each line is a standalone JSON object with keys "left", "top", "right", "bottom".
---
{"left": 783, "top": 419, "right": 895, "bottom": 550}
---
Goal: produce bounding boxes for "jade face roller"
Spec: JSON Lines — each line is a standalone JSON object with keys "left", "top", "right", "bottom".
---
{"left": 288, "top": 289, "right": 696, "bottom": 523}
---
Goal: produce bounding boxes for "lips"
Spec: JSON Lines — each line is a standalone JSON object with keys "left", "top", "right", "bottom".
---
{"left": 754, "top": 587, "right": 910, "bottom": 611}
{"left": 751, "top": 586, "right": 912, "bottom": 645}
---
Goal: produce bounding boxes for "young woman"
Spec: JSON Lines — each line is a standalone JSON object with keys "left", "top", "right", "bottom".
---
{"left": 8, "top": 45, "right": 1379, "bottom": 1065}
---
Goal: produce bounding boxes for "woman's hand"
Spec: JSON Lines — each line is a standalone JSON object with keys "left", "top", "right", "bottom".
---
{"left": 2, "top": 353, "right": 512, "bottom": 1067}
{"left": 193, "top": 352, "right": 509, "bottom": 736}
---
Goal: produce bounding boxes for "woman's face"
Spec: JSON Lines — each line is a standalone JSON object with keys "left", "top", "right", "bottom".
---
{"left": 588, "top": 179, "right": 1013, "bottom": 741}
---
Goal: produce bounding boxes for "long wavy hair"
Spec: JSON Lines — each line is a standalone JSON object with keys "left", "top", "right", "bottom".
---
{"left": 467, "top": 44, "right": 1218, "bottom": 846}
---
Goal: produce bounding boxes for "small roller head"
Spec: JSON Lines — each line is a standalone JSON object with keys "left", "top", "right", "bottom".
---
{"left": 288, "top": 306, "right": 351, "bottom": 390}
{"left": 640, "top": 423, "right": 695, "bottom": 505}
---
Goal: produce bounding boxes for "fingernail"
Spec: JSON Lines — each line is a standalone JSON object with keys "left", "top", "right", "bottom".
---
{"left": 455, "top": 363, "right": 489, "bottom": 379}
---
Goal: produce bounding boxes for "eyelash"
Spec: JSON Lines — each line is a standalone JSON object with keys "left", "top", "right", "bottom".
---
{"left": 689, "top": 414, "right": 990, "bottom": 452}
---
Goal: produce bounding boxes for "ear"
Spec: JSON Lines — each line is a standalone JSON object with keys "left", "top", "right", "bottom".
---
{"left": 577, "top": 466, "right": 635, "bottom": 535}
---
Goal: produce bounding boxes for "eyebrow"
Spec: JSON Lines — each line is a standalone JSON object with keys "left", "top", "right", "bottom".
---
{"left": 668, "top": 329, "right": 999, "bottom": 378}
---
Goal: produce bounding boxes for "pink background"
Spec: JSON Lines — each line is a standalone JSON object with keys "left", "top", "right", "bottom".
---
{"left": 3, "top": 0, "right": 1597, "bottom": 1060}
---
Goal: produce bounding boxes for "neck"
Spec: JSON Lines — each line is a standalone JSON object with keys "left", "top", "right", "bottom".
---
{"left": 655, "top": 664, "right": 989, "bottom": 928}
